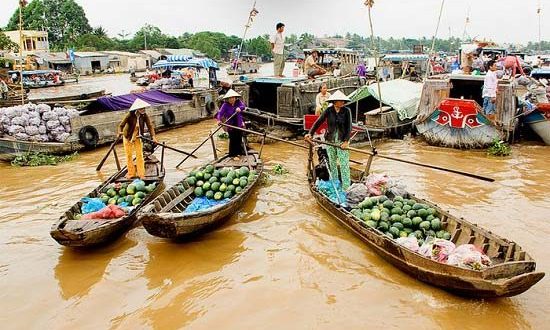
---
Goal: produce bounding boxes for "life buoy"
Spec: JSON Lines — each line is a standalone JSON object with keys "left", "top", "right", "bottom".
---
{"left": 205, "top": 101, "right": 216, "bottom": 115}
{"left": 162, "top": 110, "right": 176, "bottom": 126}
{"left": 78, "top": 125, "right": 99, "bottom": 148}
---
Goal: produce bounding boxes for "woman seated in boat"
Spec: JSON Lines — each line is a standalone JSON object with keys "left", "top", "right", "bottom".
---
{"left": 117, "top": 99, "right": 157, "bottom": 179}
{"left": 216, "top": 89, "right": 247, "bottom": 160}
{"left": 305, "top": 90, "right": 352, "bottom": 190}
{"left": 315, "top": 83, "right": 331, "bottom": 115}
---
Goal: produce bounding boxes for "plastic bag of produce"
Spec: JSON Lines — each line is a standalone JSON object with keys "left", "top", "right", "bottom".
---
{"left": 11, "top": 116, "right": 28, "bottom": 127}
{"left": 25, "top": 125, "right": 39, "bottom": 136}
{"left": 81, "top": 197, "right": 106, "bottom": 214}
{"left": 56, "top": 132, "right": 70, "bottom": 142}
{"left": 364, "top": 174, "right": 389, "bottom": 196}
{"left": 42, "top": 111, "right": 57, "bottom": 121}
{"left": 431, "top": 239, "right": 456, "bottom": 263}
{"left": 8, "top": 125, "right": 25, "bottom": 135}
{"left": 38, "top": 134, "right": 49, "bottom": 142}
{"left": 396, "top": 236, "right": 420, "bottom": 252}
{"left": 346, "top": 182, "right": 370, "bottom": 208}
{"left": 67, "top": 109, "right": 79, "bottom": 118}
{"left": 38, "top": 125, "right": 47, "bottom": 134}
{"left": 46, "top": 120, "right": 60, "bottom": 130}
{"left": 4, "top": 108, "right": 17, "bottom": 119}
{"left": 316, "top": 179, "right": 347, "bottom": 206}
{"left": 37, "top": 104, "right": 50, "bottom": 114}
{"left": 14, "top": 132, "right": 30, "bottom": 141}
{"left": 28, "top": 116, "right": 41, "bottom": 126}
{"left": 58, "top": 115, "right": 70, "bottom": 126}
{"left": 82, "top": 204, "right": 127, "bottom": 220}
{"left": 447, "top": 244, "right": 492, "bottom": 270}
{"left": 54, "top": 107, "right": 67, "bottom": 117}
{"left": 386, "top": 178, "right": 409, "bottom": 199}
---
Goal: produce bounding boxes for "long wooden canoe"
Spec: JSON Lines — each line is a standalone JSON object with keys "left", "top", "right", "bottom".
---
{"left": 139, "top": 153, "right": 263, "bottom": 239}
{"left": 307, "top": 151, "right": 544, "bottom": 298}
{"left": 50, "top": 154, "right": 165, "bottom": 247}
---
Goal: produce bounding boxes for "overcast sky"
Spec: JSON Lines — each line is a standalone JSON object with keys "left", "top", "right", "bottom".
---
{"left": 1, "top": 0, "right": 547, "bottom": 44}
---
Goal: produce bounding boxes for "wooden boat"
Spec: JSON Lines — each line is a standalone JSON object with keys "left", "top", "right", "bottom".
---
{"left": 306, "top": 148, "right": 544, "bottom": 298}
{"left": 415, "top": 75, "right": 518, "bottom": 149}
{"left": 50, "top": 154, "right": 165, "bottom": 247}
{"left": 140, "top": 152, "right": 263, "bottom": 239}
{"left": 523, "top": 106, "right": 550, "bottom": 145}
{"left": 28, "top": 88, "right": 106, "bottom": 104}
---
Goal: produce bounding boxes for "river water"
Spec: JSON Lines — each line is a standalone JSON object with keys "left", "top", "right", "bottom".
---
{"left": 0, "top": 118, "right": 549, "bottom": 329}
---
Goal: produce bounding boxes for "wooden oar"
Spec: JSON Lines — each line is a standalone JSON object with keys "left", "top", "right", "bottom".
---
{"left": 220, "top": 123, "right": 495, "bottom": 183}
{"left": 175, "top": 111, "right": 239, "bottom": 168}
{"left": 139, "top": 136, "right": 197, "bottom": 159}
{"left": 219, "top": 122, "right": 363, "bottom": 165}
{"left": 310, "top": 138, "right": 495, "bottom": 183}
{"left": 96, "top": 135, "right": 122, "bottom": 171}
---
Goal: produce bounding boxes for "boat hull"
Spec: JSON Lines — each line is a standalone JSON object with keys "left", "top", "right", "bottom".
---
{"left": 524, "top": 110, "right": 550, "bottom": 145}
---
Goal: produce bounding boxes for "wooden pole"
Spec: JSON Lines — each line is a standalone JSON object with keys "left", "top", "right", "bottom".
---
{"left": 209, "top": 130, "right": 218, "bottom": 160}
{"left": 139, "top": 136, "right": 197, "bottom": 158}
{"left": 96, "top": 135, "right": 122, "bottom": 171}
{"left": 18, "top": 2, "right": 24, "bottom": 105}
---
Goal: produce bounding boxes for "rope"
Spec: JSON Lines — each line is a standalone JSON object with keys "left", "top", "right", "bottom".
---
{"left": 425, "top": 0, "right": 446, "bottom": 79}
{"left": 365, "top": 1, "right": 383, "bottom": 113}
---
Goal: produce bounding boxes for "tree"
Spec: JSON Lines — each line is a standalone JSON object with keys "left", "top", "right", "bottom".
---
{"left": 6, "top": 0, "right": 91, "bottom": 50}
{"left": 0, "top": 30, "right": 19, "bottom": 52}
{"left": 246, "top": 36, "right": 271, "bottom": 59}
{"left": 74, "top": 33, "right": 114, "bottom": 51}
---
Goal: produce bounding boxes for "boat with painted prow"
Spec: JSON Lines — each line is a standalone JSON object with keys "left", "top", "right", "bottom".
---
{"left": 139, "top": 152, "right": 263, "bottom": 239}
{"left": 307, "top": 149, "right": 544, "bottom": 298}
{"left": 50, "top": 154, "right": 165, "bottom": 247}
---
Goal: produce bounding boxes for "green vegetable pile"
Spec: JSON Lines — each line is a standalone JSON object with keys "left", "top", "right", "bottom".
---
{"left": 185, "top": 164, "right": 258, "bottom": 200}
{"left": 487, "top": 138, "right": 511, "bottom": 156}
{"left": 350, "top": 195, "right": 452, "bottom": 245}
{"left": 271, "top": 163, "right": 288, "bottom": 175}
{"left": 98, "top": 180, "right": 156, "bottom": 207}
{"left": 217, "top": 132, "right": 229, "bottom": 140}
{"left": 11, "top": 152, "right": 78, "bottom": 167}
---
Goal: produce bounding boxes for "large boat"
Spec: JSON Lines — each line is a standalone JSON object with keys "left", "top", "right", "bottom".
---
{"left": 0, "top": 88, "right": 218, "bottom": 161}
{"left": 9, "top": 70, "right": 77, "bottom": 89}
{"left": 415, "top": 74, "right": 518, "bottom": 148}
{"left": 227, "top": 54, "right": 261, "bottom": 75}
{"left": 233, "top": 48, "right": 364, "bottom": 138}
{"left": 307, "top": 148, "right": 544, "bottom": 298}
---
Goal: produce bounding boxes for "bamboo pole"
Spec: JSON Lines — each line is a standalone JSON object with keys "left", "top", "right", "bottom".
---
{"left": 425, "top": 0, "right": 446, "bottom": 79}
{"left": 18, "top": 2, "right": 24, "bottom": 105}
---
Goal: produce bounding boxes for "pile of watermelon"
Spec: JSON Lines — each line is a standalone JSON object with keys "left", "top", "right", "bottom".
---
{"left": 350, "top": 195, "right": 451, "bottom": 246}
{"left": 99, "top": 180, "right": 156, "bottom": 207}
{"left": 185, "top": 165, "right": 258, "bottom": 201}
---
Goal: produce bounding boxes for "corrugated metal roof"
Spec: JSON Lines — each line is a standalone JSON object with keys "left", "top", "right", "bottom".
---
{"left": 73, "top": 52, "right": 108, "bottom": 58}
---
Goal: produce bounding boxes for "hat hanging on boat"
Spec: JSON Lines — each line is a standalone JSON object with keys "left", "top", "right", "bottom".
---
{"left": 223, "top": 89, "right": 241, "bottom": 99}
{"left": 327, "top": 90, "right": 351, "bottom": 102}
{"left": 129, "top": 98, "right": 150, "bottom": 111}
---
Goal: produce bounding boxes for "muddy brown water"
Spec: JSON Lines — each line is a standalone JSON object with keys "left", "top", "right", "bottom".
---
{"left": 1, "top": 119, "right": 549, "bottom": 329}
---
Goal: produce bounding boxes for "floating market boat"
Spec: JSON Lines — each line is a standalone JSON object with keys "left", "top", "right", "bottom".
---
{"left": 227, "top": 54, "right": 260, "bottom": 75}
{"left": 27, "top": 87, "right": 107, "bottom": 104}
{"left": 0, "top": 89, "right": 218, "bottom": 161}
{"left": 415, "top": 74, "right": 519, "bottom": 148}
{"left": 234, "top": 48, "right": 364, "bottom": 138}
{"left": 50, "top": 153, "right": 165, "bottom": 247}
{"left": 8, "top": 70, "right": 74, "bottom": 89}
{"left": 523, "top": 104, "right": 550, "bottom": 145}
{"left": 140, "top": 152, "right": 263, "bottom": 239}
{"left": 306, "top": 150, "right": 544, "bottom": 298}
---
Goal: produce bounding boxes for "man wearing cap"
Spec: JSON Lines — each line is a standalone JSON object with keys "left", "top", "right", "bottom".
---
{"left": 118, "top": 99, "right": 157, "bottom": 179}
{"left": 304, "top": 50, "right": 327, "bottom": 79}
{"left": 305, "top": 90, "right": 352, "bottom": 190}
{"left": 216, "top": 89, "right": 247, "bottom": 159}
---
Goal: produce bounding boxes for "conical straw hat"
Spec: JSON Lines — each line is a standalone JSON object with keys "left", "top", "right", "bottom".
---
{"left": 129, "top": 98, "right": 150, "bottom": 111}
{"left": 222, "top": 89, "right": 241, "bottom": 99}
{"left": 327, "top": 90, "right": 350, "bottom": 102}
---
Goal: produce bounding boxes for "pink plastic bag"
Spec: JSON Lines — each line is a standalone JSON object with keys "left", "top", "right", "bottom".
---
{"left": 82, "top": 205, "right": 127, "bottom": 220}
{"left": 364, "top": 174, "right": 389, "bottom": 196}
{"left": 418, "top": 237, "right": 456, "bottom": 262}
{"left": 396, "top": 236, "right": 419, "bottom": 252}
{"left": 447, "top": 244, "right": 492, "bottom": 270}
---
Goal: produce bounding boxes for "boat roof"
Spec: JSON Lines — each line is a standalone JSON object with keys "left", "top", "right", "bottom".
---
{"left": 8, "top": 69, "right": 62, "bottom": 75}
{"left": 383, "top": 54, "right": 429, "bottom": 61}
{"left": 247, "top": 76, "right": 306, "bottom": 84}
{"left": 303, "top": 48, "right": 358, "bottom": 55}
{"left": 152, "top": 57, "right": 219, "bottom": 70}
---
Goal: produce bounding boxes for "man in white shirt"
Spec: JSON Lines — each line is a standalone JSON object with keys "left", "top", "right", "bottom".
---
{"left": 270, "top": 22, "right": 285, "bottom": 77}
{"left": 482, "top": 60, "right": 498, "bottom": 117}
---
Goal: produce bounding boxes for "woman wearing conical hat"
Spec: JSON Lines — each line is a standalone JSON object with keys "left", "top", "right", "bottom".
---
{"left": 117, "top": 98, "right": 157, "bottom": 179}
{"left": 216, "top": 89, "right": 247, "bottom": 160}
{"left": 305, "top": 90, "right": 352, "bottom": 190}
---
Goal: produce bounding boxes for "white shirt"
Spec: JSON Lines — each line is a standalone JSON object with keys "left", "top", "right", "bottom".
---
{"left": 270, "top": 32, "right": 284, "bottom": 55}
{"left": 482, "top": 70, "right": 498, "bottom": 98}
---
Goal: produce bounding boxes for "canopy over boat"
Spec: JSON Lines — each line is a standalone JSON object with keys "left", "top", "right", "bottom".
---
{"left": 152, "top": 57, "right": 219, "bottom": 70}
{"left": 9, "top": 69, "right": 62, "bottom": 76}
{"left": 348, "top": 79, "right": 423, "bottom": 120}
{"left": 86, "top": 90, "right": 184, "bottom": 112}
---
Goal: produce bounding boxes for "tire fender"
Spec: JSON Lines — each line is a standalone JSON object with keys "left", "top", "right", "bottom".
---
{"left": 78, "top": 125, "right": 99, "bottom": 148}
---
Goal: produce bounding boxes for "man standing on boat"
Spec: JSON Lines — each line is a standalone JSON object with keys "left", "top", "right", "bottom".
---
{"left": 118, "top": 99, "right": 157, "bottom": 179}
{"left": 482, "top": 60, "right": 498, "bottom": 120}
{"left": 270, "top": 23, "right": 286, "bottom": 77}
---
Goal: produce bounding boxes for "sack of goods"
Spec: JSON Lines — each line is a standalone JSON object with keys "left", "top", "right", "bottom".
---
{"left": 0, "top": 103, "right": 79, "bottom": 142}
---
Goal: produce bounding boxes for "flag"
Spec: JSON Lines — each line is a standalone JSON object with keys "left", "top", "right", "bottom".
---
{"left": 19, "top": 0, "right": 28, "bottom": 7}
{"left": 249, "top": 7, "right": 259, "bottom": 24}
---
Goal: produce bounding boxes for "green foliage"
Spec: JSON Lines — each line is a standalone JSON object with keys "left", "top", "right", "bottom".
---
{"left": 179, "top": 31, "right": 240, "bottom": 59}
{"left": 7, "top": 0, "right": 91, "bottom": 50}
{"left": 245, "top": 36, "right": 271, "bottom": 59}
{"left": 271, "top": 163, "right": 289, "bottom": 175}
{"left": 217, "top": 132, "right": 229, "bottom": 140}
{"left": 74, "top": 33, "right": 115, "bottom": 51}
{"left": 11, "top": 152, "right": 78, "bottom": 167}
{"left": 0, "top": 31, "right": 18, "bottom": 52}
{"left": 487, "top": 138, "right": 511, "bottom": 157}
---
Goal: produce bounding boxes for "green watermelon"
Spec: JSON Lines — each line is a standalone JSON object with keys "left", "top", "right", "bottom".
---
{"left": 186, "top": 177, "right": 197, "bottom": 186}
{"left": 227, "top": 184, "right": 236, "bottom": 192}
{"left": 194, "top": 187, "right": 204, "bottom": 197}
{"left": 205, "top": 165, "right": 215, "bottom": 173}
{"left": 219, "top": 183, "right": 227, "bottom": 192}
{"left": 132, "top": 197, "right": 142, "bottom": 206}
{"left": 235, "top": 186, "right": 243, "bottom": 194}
{"left": 211, "top": 182, "right": 221, "bottom": 192}
{"left": 202, "top": 182, "right": 211, "bottom": 191}
{"left": 214, "top": 192, "right": 223, "bottom": 200}
{"left": 209, "top": 177, "right": 218, "bottom": 184}
{"left": 205, "top": 190, "right": 214, "bottom": 199}
{"left": 239, "top": 179, "right": 248, "bottom": 188}
{"left": 223, "top": 191, "right": 233, "bottom": 199}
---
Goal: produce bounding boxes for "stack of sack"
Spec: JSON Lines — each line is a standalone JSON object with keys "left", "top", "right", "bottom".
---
{"left": 0, "top": 103, "right": 79, "bottom": 142}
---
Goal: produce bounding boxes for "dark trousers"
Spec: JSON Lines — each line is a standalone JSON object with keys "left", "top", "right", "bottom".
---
{"left": 228, "top": 129, "right": 245, "bottom": 157}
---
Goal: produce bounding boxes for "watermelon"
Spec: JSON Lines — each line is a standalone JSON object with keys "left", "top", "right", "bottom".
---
{"left": 419, "top": 221, "right": 431, "bottom": 230}
{"left": 196, "top": 180, "right": 204, "bottom": 187}
{"left": 194, "top": 187, "right": 204, "bottom": 197}
{"left": 202, "top": 182, "right": 211, "bottom": 191}
{"left": 239, "top": 179, "right": 248, "bottom": 188}
{"left": 209, "top": 177, "right": 218, "bottom": 184}
{"left": 132, "top": 197, "right": 142, "bottom": 206}
{"left": 227, "top": 184, "right": 236, "bottom": 192}
{"left": 205, "top": 190, "right": 214, "bottom": 199}
{"left": 186, "top": 177, "right": 197, "bottom": 186}
{"left": 219, "top": 183, "right": 227, "bottom": 192}
{"left": 211, "top": 182, "right": 221, "bottom": 192}
{"left": 235, "top": 186, "right": 243, "bottom": 194}
{"left": 365, "top": 220, "right": 377, "bottom": 228}
{"left": 205, "top": 165, "right": 215, "bottom": 173}
{"left": 232, "top": 178, "right": 240, "bottom": 185}
{"left": 223, "top": 191, "right": 233, "bottom": 199}
{"left": 204, "top": 173, "right": 212, "bottom": 181}
{"left": 214, "top": 192, "right": 223, "bottom": 200}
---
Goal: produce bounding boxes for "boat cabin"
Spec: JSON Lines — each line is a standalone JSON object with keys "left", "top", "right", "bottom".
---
{"left": 303, "top": 48, "right": 360, "bottom": 76}
{"left": 9, "top": 69, "right": 65, "bottom": 88}
{"left": 381, "top": 54, "right": 431, "bottom": 79}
